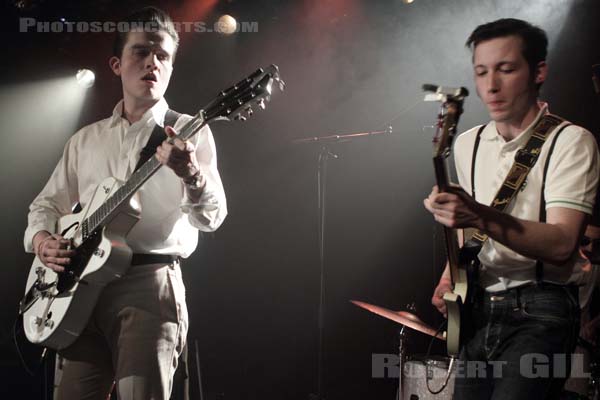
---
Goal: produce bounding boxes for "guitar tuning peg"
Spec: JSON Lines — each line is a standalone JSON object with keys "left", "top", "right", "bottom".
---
{"left": 246, "top": 107, "right": 254, "bottom": 116}
{"left": 257, "top": 99, "right": 266, "bottom": 110}
{"left": 234, "top": 114, "right": 247, "bottom": 121}
{"left": 277, "top": 79, "right": 286, "bottom": 92}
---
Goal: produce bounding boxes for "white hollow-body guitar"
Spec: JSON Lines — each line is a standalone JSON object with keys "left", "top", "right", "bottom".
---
{"left": 20, "top": 65, "right": 285, "bottom": 350}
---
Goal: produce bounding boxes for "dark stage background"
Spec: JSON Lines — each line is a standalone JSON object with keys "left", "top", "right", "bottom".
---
{"left": 1, "top": 0, "right": 600, "bottom": 399}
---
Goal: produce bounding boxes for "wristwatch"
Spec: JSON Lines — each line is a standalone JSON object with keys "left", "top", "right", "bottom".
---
{"left": 183, "top": 170, "right": 204, "bottom": 190}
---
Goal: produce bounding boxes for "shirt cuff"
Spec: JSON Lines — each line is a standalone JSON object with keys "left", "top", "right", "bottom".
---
{"left": 179, "top": 179, "right": 225, "bottom": 231}
{"left": 180, "top": 192, "right": 220, "bottom": 213}
{"left": 24, "top": 220, "right": 57, "bottom": 253}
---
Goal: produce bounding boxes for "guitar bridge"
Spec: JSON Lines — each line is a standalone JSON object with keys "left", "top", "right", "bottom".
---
{"left": 19, "top": 268, "right": 58, "bottom": 314}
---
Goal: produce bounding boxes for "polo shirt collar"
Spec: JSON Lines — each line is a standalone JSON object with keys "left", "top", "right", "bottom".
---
{"left": 480, "top": 103, "right": 549, "bottom": 144}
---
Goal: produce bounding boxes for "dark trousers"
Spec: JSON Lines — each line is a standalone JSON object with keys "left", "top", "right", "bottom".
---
{"left": 454, "top": 284, "right": 581, "bottom": 400}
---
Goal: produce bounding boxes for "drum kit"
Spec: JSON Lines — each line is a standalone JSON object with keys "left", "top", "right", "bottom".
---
{"left": 563, "top": 337, "right": 600, "bottom": 400}
{"left": 351, "top": 300, "right": 454, "bottom": 400}
{"left": 352, "top": 300, "right": 600, "bottom": 400}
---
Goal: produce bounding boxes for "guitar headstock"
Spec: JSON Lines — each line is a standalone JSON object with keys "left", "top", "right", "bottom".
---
{"left": 202, "top": 64, "right": 285, "bottom": 124}
{"left": 423, "top": 83, "right": 468, "bottom": 159}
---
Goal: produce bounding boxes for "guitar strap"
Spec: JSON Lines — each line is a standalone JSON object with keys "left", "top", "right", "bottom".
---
{"left": 134, "top": 109, "right": 182, "bottom": 172}
{"left": 70, "top": 110, "right": 182, "bottom": 215}
{"left": 468, "top": 114, "right": 571, "bottom": 282}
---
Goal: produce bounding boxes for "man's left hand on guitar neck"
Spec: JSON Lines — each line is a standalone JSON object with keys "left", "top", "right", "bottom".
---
{"left": 424, "top": 185, "right": 483, "bottom": 229}
{"left": 155, "top": 125, "right": 207, "bottom": 202}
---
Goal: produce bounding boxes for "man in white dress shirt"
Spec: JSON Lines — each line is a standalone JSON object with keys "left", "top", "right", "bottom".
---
{"left": 24, "top": 7, "right": 227, "bottom": 399}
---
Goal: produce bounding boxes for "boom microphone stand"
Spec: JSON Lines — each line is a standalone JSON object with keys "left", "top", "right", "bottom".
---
{"left": 292, "top": 126, "right": 391, "bottom": 399}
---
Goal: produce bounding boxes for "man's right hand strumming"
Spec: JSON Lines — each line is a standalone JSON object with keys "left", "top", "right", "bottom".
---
{"left": 432, "top": 277, "right": 453, "bottom": 318}
{"left": 32, "top": 231, "right": 75, "bottom": 273}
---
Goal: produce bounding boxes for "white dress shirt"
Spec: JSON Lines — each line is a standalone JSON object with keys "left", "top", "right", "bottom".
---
{"left": 24, "top": 98, "right": 227, "bottom": 258}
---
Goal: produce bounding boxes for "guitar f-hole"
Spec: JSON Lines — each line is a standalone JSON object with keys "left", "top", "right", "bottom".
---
{"left": 61, "top": 222, "right": 79, "bottom": 238}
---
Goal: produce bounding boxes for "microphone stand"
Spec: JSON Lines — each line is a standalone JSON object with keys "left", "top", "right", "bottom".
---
{"left": 293, "top": 127, "right": 391, "bottom": 400}
{"left": 397, "top": 302, "right": 415, "bottom": 400}
{"left": 397, "top": 325, "right": 407, "bottom": 400}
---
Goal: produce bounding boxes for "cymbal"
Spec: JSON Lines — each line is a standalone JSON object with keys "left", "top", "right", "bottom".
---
{"left": 351, "top": 300, "right": 445, "bottom": 341}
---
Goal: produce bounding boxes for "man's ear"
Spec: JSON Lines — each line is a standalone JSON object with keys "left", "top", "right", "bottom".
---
{"left": 109, "top": 56, "right": 121, "bottom": 76}
{"left": 534, "top": 61, "right": 547, "bottom": 85}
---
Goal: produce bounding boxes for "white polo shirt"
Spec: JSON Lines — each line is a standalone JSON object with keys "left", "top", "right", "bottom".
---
{"left": 454, "top": 106, "right": 600, "bottom": 292}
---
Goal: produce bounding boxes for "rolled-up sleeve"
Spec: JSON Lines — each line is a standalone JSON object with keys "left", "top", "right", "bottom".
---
{"left": 179, "top": 123, "right": 227, "bottom": 232}
{"left": 24, "top": 135, "right": 79, "bottom": 253}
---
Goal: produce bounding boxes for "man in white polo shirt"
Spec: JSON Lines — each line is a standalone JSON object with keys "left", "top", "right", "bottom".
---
{"left": 424, "top": 18, "right": 599, "bottom": 399}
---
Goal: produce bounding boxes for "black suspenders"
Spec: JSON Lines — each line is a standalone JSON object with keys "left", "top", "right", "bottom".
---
{"left": 470, "top": 124, "right": 486, "bottom": 199}
{"left": 469, "top": 122, "right": 571, "bottom": 282}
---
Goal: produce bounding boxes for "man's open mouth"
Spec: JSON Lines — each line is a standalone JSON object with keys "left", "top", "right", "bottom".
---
{"left": 142, "top": 74, "right": 157, "bottom": 82}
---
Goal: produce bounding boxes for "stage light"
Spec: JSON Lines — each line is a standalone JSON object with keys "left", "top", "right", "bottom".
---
{"left": 13, "top": 0, "right": 37, "bottom": 10}
{"left": 403, "top": 0, "right": 414, "bottom": 4}
{"left": 76, "top": 69, "right": 95, "bottom": 89}
{"left": 0, "top": 74, "right": 91, "bottom": 182}
{"left": 216, "top": 14, "right": 237, "bottom": 35}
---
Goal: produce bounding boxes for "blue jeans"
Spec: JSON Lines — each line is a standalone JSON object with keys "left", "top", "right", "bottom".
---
{"left": 454, "top": 283, "right": 580, "bottom": 400}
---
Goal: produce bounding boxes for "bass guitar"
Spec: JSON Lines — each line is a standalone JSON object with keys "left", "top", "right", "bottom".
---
{"left": 423, "top": 84, "right": 477, "bottom": 357}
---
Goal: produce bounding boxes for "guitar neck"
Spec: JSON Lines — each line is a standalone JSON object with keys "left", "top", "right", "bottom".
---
{"left": 433, "top": 155, "right": 461, "bottom": 279}
{"left": 433, "top": 155, "right": 450, "bottom": 192}
{"left": 77, "top": 64, "right": 284, "bottom": 241}
{"left": 81, "top": 113, "right": 206, "bottom": 239}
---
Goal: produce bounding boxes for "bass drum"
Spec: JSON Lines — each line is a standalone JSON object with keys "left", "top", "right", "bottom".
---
{"left": 403, "top": 355, "right": 455, "bottom": 400}
{"left": 562, "top": 337, "right": 600, "bottom": 400}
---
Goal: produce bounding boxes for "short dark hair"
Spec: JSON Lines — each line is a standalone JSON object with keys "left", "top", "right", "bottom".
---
{"left": 466, "top": 18, "right": 548, "bottom": 72}
{"left": 113, "top": 7, "right": 179, "bottom": 61}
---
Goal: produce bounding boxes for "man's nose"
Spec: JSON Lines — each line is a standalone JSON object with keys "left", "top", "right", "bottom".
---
{"left": 145, "top": 54, "right": 159, "bottom": 69}
{"left": 486, "top": 71, "right": 500, "bottom": 93}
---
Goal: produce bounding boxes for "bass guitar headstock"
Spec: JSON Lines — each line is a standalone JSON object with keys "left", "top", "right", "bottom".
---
{"left": 423, "top": 84, "right": 468, "bottom": 161}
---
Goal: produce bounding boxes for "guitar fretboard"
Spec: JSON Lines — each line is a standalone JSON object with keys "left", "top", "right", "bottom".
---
{"left": 81, "top": 114, "right": 205, "bottom": 240}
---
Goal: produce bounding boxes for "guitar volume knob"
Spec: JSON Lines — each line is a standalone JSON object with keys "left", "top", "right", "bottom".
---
{"left": 35, "top": 267, "right": 46, "bottom": 279}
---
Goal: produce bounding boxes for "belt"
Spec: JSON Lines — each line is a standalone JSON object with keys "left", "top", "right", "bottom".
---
{"left": 131, "top": 253, "right": 180, "bottom": 266}
{"left": 474, "top": 282, "right": 578, "bottom": 304}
